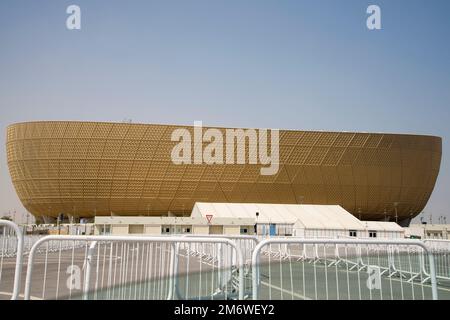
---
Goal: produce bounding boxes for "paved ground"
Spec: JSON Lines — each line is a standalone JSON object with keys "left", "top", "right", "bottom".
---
{"left": 256, "top": 260, "right": 450, "bottom": 300}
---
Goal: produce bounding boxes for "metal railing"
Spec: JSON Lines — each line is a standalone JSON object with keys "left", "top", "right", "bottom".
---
{"left": 251, "top": 238, "right": 439, "bottom": 300}
{"left": 183, "top": 234, "right": 259, "bottom": 265}
{"left": 0, "top": 220, "right": 24, "bottom": 300}
{"left": 423, "top": 239, "right": 450, "bottom": 282}
{"left": 23, "top": 235, "right": 244, "bottom": 300}
{"left": 2, "top": 218, "right": 449, "bottom": 301}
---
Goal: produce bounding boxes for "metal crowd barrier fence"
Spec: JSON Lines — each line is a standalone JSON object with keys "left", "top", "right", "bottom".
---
{"left": 0, "top": 220, "right": 24, "bottom": 300}
{"left": 182, "top": 234, "right": 259, "bottom": 299}
{"left": 251, "top": 238, "right": 438, "bottom": 300}
{"left": 2, "top": 218, "right": 447, "bottom": 301}
{"left": 2, "top": 234, "right": 86, "bottom": 258}
{"left": 423, "top": 239, "right": 450, "bottom": 282}
{"left": 183, "top": 235, "right": 259, "bottom": 265}
{"left": 23, "top": 235, "right": 244, "bottom": 300}
{"left": 257, "top": 237, "right": 441, "bottom": 287}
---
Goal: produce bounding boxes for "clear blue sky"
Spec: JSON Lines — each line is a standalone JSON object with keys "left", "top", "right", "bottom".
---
{"left": 0, "top": 0, "right": 449, "bottom": 223}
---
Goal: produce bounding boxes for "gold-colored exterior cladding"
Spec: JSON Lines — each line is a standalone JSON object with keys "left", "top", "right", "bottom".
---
{"left": 6, "top": 121, "right": 441, "bottom": 221}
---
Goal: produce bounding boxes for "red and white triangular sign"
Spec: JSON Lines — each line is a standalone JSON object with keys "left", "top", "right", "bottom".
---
{"left": 206, "top": 214, "right": 213, "bottom": 224}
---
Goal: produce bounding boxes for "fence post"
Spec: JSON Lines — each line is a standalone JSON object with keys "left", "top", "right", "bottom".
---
{"left": 167, "top": 242, "right": 179, "bottom": 300}
{"left": 251, "top": 242, "right": 262, "bottom": 300}
{"left": 427, "top": 252, "right": 438, "bottom": 300}
{"left": 0, "top": 220, "right": 24, "bottom": 300}
{"left": 83, "top": 241, "right": 97, "bottom": 300}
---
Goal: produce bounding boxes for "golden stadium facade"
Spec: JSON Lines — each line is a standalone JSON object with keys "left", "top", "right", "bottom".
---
{"left": 6, "top": 121, "right": 442, "bottom": 224}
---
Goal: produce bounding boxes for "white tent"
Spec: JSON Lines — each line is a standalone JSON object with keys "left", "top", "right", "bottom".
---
{"left": 191, "top": 202, "right": 367, "bottom": 237}
{"left": 361, "top": 221, "right": 405, "bottom": 239}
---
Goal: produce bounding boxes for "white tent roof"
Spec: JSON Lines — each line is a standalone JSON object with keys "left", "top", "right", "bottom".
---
{"left": 191, "top": 202, "right": 365, "bottom": 230}
{"left": 361, "top": 221, "right": 404, "bottom": 232}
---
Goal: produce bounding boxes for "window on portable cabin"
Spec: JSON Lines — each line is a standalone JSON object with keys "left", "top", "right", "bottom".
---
{"left": 286, "top": 224, "right": 293, "bottom": 236}
{"left": 161, "top": 225, "right": 172, "bottom": 234}
{"left": 276, "top": 224, "right": 282, "bottom": 236}
{"left": 100, "top": 224, "right": 111, "bottom": 235}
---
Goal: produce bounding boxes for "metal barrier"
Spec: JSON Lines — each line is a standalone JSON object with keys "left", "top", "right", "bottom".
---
{"left": 2, "top": 220, "right": 446, "bottom": 301}
{"left": 424, "top": 239, "right": 450, "bottom": 282}
{"left": 23, "top": 235, "right": 244, "bottom": 300}
{"left": 251, "top": 238, "right": 439, "bottom": 300}
{"left": 0, "top": 220, "right": 24, "bottom": 300}
{"left": 182, "top": 234, "right": 259, "bottom": 299}
{"left": 183, "top": 235, "right": 259, "bottom": 265}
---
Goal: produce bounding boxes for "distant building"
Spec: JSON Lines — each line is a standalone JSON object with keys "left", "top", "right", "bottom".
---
{"left": 94, "top": 202, "right": 405, "bottom": 239}
{"left": 405, "top": 224, "right": 450, "bottom": 239}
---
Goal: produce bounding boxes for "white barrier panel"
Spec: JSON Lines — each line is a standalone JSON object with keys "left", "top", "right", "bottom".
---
{"left": 183, "top": 235, "right": 258, "bottom": 265}
{"left": 23, "top": 235, "right": 244, "bottom": 300}
{"left": 251, "top": 238, "right": 439, "bottom": 300}
{"left": 183, "top": 234, "right": 259, "bottom": 299}
{"left": 424, "top": 239, "right": 450, "bottom": 282}
{"left": 0, "top": 220, "right": 24, "bottom": 300}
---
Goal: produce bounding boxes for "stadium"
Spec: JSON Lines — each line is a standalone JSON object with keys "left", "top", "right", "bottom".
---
{"left": 6, "top": 121, "right": 442, "bottom": 226}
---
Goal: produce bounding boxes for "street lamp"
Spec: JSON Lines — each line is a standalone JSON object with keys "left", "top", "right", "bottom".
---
{"left": 393, "top": 202, "right": 399, "bottom": 223}
{"left": 57, "top": 213, "right": 63, "bottom": 235}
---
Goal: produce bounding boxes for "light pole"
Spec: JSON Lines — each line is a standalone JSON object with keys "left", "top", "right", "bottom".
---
{"left": 57, "top": 214, "right": 62, "bottom": 235}
{"left": 393, "top": 202, "right": 399, "bottom": 223}
{"left": 255, "top": 212, "right": 259, "bottom": 236}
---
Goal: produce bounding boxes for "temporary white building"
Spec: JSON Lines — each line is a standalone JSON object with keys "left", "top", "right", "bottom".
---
{"left": 90, "top": 202, "right": 406, "bottom": 238}
{"left": 191, "top": 202, "right": 370, "bottom": 238}
{"left": 360, "top": 221, "right": 405, "bottom": 239}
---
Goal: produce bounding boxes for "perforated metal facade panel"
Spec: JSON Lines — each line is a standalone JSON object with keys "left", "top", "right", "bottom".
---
{"left": 6, "top": 121, "right": 442, "bottom": 221}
